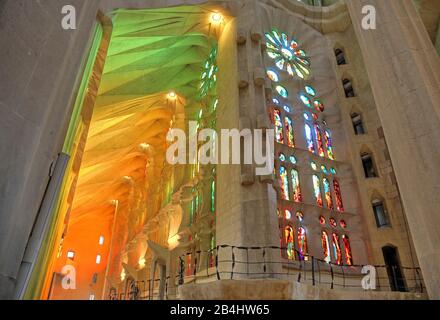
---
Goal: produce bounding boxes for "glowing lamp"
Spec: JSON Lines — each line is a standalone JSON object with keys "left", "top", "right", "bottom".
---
{"left": 167, "top": 91, "right": 177, "bottom": 99}
{"left": 211, "top": 12, "right": 223, "bottom": 23}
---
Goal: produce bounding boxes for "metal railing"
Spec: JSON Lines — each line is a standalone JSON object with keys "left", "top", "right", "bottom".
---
{"left": 109, "top": 244, "right": 425, "bottom": 300}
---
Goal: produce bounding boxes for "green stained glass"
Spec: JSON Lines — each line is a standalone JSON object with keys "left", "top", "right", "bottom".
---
{"left": 276, "top": 85, "right": 288, "bottom": 98}
{"left": 199, "top": 45, "right": 218, "bottom": 99}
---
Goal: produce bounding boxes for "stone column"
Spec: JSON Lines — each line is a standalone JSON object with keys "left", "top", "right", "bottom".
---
{"left": 347, "top": 0, "right": 440, "bottom": 299}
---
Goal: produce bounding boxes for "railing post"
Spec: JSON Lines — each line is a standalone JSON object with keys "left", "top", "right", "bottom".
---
{"left": 311, "top": 256, "right": 315, "bottom": 286}
{"left": 231, "top": 246, "right": 235, "bottom": 279}
{"left": 330, "top": 264, "right": 334, "bottom": 290}
{"left": 216, "top": 245, "right": 220, "bottom": 280}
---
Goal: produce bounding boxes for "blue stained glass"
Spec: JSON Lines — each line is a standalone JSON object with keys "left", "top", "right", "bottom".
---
{"left": 305, "top": 85, "right": 316, "bottom": 96}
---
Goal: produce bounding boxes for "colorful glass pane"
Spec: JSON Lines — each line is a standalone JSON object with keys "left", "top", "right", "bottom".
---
{"left": 314, "top": 124, "right": 325, "bottom": 157}
{"left": 342, "top": 235, "right": 353, "bottom": 265}
{"left": 285, "top": 209, "right": 292, "bottom": 219}
{"left": 300, "top": 93, "right": 311, "bottom": 108}
{"left": 267, "top": 69, "right": 279, "bottom": 82}
{"left": 291, "top": 169, "right": 302, "bottom": 202}
{"left": 324, "top": 130, "right": 335, "bottom": 160}
{"left": 274, "top": 109, "right": 284, "bottom": 143}
{"left": 279, "top": 153, "right": 286, "bottom": 161}
{"left": 211, "top": 180, "right": 215, "bottom": 213}
{"left": 310, "top": 161, "right": 318, "bottom": 171}
{"left": 305, "top": 124, "right": 315, "bottom": 153}
{"left": 272, "top": 97, "right": 280, "bottom": 105}
{"left": 303, "top": 112, "right": 310, "bottom": 120}
{"left": 313, "top": 175, "right": 323, "bottom": 207}
{"left": 298, "top": 227, "right": 308, "bottom": 261}
{"left": 284, "top": 226, "right": 295, "bottom": 260}
{"left": 296, "top": 211, "right": 304, "bottom": 222}
{"left": 321, "top": 231, "right": 331, "bottom": 263}
{"left": 333, "top": 179, "right": 344, "bottom": 212}
{"left": 323, "top": 178, "right": 334, "bottom": 210}
{"left": 284, "top": 117, "right": 295, "bottom": 147}
{"left": 199, "top": 45, "right": 218, "bottom": 99}
{"left": 276, "top": 85, "right": 288, "bottom": 98}
{"left": 289, "top": 155, "right": 297, "bottom": 164}
{"left": 283, "top": 105, "right": 291, "bottom": 113}
{"left": 332, "top": 233, "right": 342, "bottom": 265}
{"left": 305, "top": 85, "right": 316, "bottom": 96}
{"left": 321, "top": 165, "right": 328, "bottom": 174}
{"left": 330, "top": 167, "right": 337, "bottom": 175}
{"left": 329, "top": 218, "right": 337, "bottom": 228}
{"left": 265, "top": 28, "right": 311, "bottom": 79}
{"left": 314, "top": 99, "right": 325, "bottom": 112}
{"left": 319, "top": 216, "right": 326, "bottom": 225}
{"left": 340, "top": 220, "right": 347, "bottom": 229}
{"left": 279, "top": 166, "right": 290, "bottom": 200}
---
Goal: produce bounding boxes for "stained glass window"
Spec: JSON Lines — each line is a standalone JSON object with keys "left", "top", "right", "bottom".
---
{"left": 342, "top": 234, "right": 353, "bottom": 265}
{"left": 305, "top": 124, "right": 315, "bottom": 153}
{"left": 284, "top": 226, "right": 295, "bottom": 259}
{"left": 285, "top": 209, "right": 292, "bottom": 219}
{"left": 297, "top": 227, "right": 308, "bottom": 261}
{"left": 321, "top": 231, "right": 331, "bottom": 263}
{"left": 314, "top": 124, "right": 325, "bottom": 157}
{"left": 321, "top": 165, "right": 328, "bottom": 174}
{"left": 314, "top": 99, "right": 325, "bottom": 112}
{"left": 265, "top": 29, "right": 311, "bottom": 79}
{"left": 333, "top": 179, "right": 344, "bottom": 212}
{"left": 289, "top": 155, "right": 297, "bottom": 164}
{"left": 303, "top": 112, "right": 310, "bottom": 120}
{"left": 330, "top": 167, "right": 336, "bottom": 175}
{"left": 199, "top": 46, "right": 218, "bottom": 99}
{"left": 296, "top": 211, "right": 304, "bottom": 222}
{"left": 319, "top": 216, "right": 326, "bottom": 225}
{"left": 300, "top": 93, "right": 312, "bottom": 108}
{"left": 329, "top": 218, "right": 337, "bottom": 228}
{"left": 332, "top": 233, "right": 342, "bottom": 265}
{"left": 310, "top": 161, "right": 317, "bottom": 171}
{"left": 274, "top": 109, "right": 284, "bottom": 143}
{"left": 279, "top": 153, "right": 286, "bottom": 162}
{"left": 267, "top": 69, "right": 279, "bottom": 82}
{"left": 313, "top": 175, "right": 323, "bottom": 207}
{"left": 340, "top": 220, "right": 347, "bottom": 229}
{"left": 279, "top": 166, "right": 290, "bottom": 200}
{"left": 324, "top": 130, "right": 335, "bottom": 160}
{"left": 284, "top": 117, "right": 295, "bottom": 147}
{"left": 323, "top": 178, "right": 334, "bottom": 210}
{"left": 291, "top": 169, "right": 302, "bottom": 202}
{"left": 283, "top": 105, "right": 291, "bottom": 113}
{"left": 305, "top": 85, "right": 316, "bottom": 96}
{"left": 211, "top": 180, "right": 215, "bottom": 213}
{"left": 276, "top": 85, "right": 288, "bottom": 98}
{"left": 272, "top": 97, "right": 280, "bottom": 105}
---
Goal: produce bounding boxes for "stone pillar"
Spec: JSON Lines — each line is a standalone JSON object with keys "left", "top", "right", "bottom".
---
{"left": 347, "top": 0, "right": 440, "bottom": 299}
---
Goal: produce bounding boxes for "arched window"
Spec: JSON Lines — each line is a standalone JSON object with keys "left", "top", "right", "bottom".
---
{"left": 291, "top": 169, "right": 302, "bottom": 202}
{"left": 284, "top": 226, "right": 295, "bottom": 260}
{"left": 314, "top": 124, "right": 325, "bottom": 157}
{"left": 284, "top": 209, "right": 292, "bottom": 219}
{"left": 335, "top": 48, "right": 347, "bottom": 65}
{"left": 323, "top": 178, "right": 334, "bottom": 210}
{"left": 313, "top": 175, "right": 323, "bottom": 207}
{"left": 382, "top": 245, "right": 407, "bottom": 292}
{"left": 284, "top": 116, "right": 295, "bottom": 147}
{"left": 332, "top": 233, "right": 342, "bottom": 265}
{"left": 321, "top": 231, "right": 331, "bottom": 263}
{"left": 351, "top": 112, "right": 365, "bottom": 135}
{"left": 297, "top": 227, "right": 308, "bottom": 261}
{"left": 361, "top": 152, "right": 377, "bottom": 178}
{"left": 372, "top": 198, "right": 391, "bottom": 228}
{"left": 279, "top": 166, "right": 290, "bottom": 200}
{"left": 342, "top": 78, "right": 355, "bottom": 97}
{"left": 333, "top": 179, "right": 344, "bottom": 212}
{"left": 324, "top": 130, "right": 335, "bottom": 160}
{"left": 274, "top": 109, "right": 284, "bottom": 143}
{"left": 342, "top": 234, "right": 353, "bottom": 265}
{"left": 305, "top": 124, "right": 315, "bottom": 153}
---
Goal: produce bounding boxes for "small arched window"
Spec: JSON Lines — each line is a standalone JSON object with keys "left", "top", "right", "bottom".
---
{"left": 335, "top": 48, "right": 347, "bottom": 65}
{"left": 351, "top": 112, "right": 365, "bottom": 135}
{"left": 361, "top": 152, "right": 377, "bottom": 178}
{"left": 372, "top": 198, "right": 391, "bottom": 228}
{"left": 342, "top": 78, "right": 355, "bottom": 97}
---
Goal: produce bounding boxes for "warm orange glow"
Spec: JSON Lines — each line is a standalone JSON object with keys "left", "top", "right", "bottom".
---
{"left": 167, "top": 91, "right": 177, "bottom": 99}
{"left": 211, "top": 12, "right": 223, "bottom": 23}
